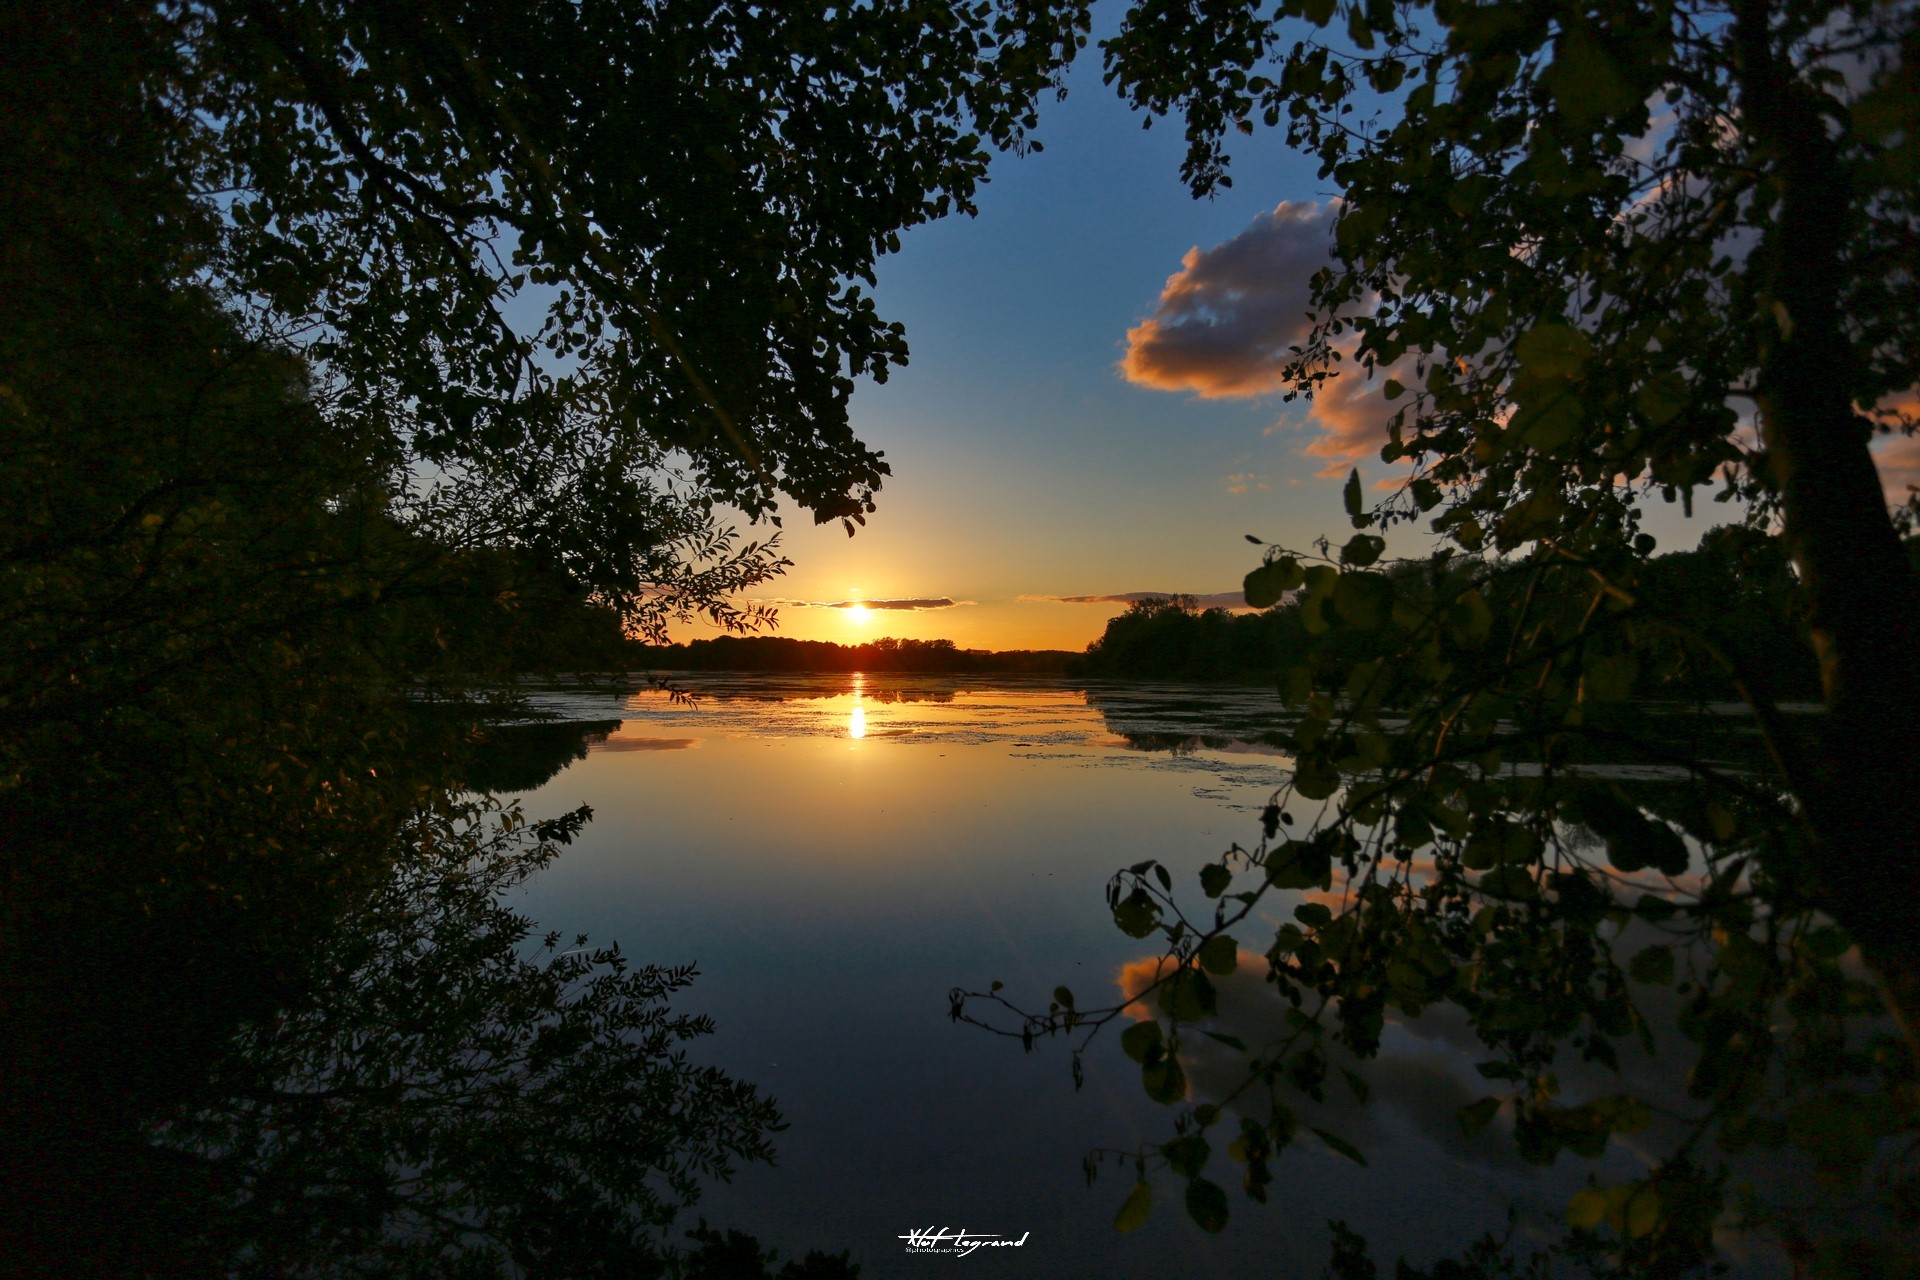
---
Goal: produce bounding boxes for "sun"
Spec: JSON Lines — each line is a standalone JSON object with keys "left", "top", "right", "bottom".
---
{"left": 846, "top": 603, "right": 871, "bottom": 623}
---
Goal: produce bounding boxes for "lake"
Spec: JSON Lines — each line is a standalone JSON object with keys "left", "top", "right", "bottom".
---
{"left": 501, "top": 673, "right": 1777, "bottom": 1278}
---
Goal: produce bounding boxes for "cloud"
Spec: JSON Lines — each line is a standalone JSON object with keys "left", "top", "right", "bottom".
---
{"left": 1225, "top": 471, "right": 1270, "bottom": 494}
{"left": 764, "top": 597, "right": 966, "bottom": 611}
{"left": 1122, "top": 201, "right": 1334, "bottom": 399}
{"left": 1123, "top": 200, "right": 1411, "bottom": 481}
{"left": 1020, "top": 591, "right": 1253, "bottom": 609}
{"left": 1295, "top": 371, "right": 1412, "bottom": 479}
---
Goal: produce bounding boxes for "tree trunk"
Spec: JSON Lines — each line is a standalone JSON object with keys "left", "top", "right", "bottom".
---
{"left": 1736, "top": 0, "right": 1920, "bottom": 1044}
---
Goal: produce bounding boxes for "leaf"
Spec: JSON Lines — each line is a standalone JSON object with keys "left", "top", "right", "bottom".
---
{"left": 1343, "top": 468, "right": 1364, "bottom": 521}
{"left": 1202, "top": 1030, "right": 1248, "bottom": 1051}
{"left": 1634, "top": 372, "right": 1691, "bottom": 426}
{"left": 1515, "top": 323, "right": 1592, "bottom": 379}
{"left": 1053, "top": 985, "right": 1076, "bottom": 1009}
{"left": 1199, "top": 863, "right": 1232, "bottom": 898}
{"left": 1449, "top": 589, "right": 1493, "bottom": 643}
{"left": 1243, "top": 562, "right": 1289, "bottom": 609}
{"left": 1162, "top": 1134, "right": 1210, "bottom": 1177}
{"left": 1292, "top": 763, "right": 1340, "bottom": 801}
{"left": 1158, "top": 968, "right": 1217, "bottom": 1022}
{"left": 1579, "top": 790, "right": 1690, "bottom": 876}
{"left": 1478, "top": 864, "right": 1538, "bottom": 900}
{"left": 1331, "top": 574, "right": 1390, "bottom": 636}
{"left": 1625, "top": 1184, "right": 1661, "bottom": 1239}
{"left": 1339, "top": 534, "right": 1385, "bottom": 567}
{"left": 1458, "top": 1096, "right": 1501, "bottom": 1137}
{"left": 1114, "top": 1180, "right": 1153, "bottom": 1233}
{"left": 1311, "top": 1127, "right": 1368, "bottom": 1166}
{"left": 1597, "top": 1095, "right": 1652, "bottom": 1135}
{"left": 1120, "top": 1019, "right": 1163, "bottom": 1063}
{"left": 1143, "top": 1054, "right": 1187, "bottom": 1104}
{"left": 1185, "top": 1177, "right": 1230, "bottom": 1233}
{"left": 1583, "top": 653, "right": 1638, "bottom": 703}
{"left": 1628, "top": 944, "right": 1675, "bottom": 986}
{"left": 1339, "top": 1066, "right": 1370, "bottom": 1104}
{"left": 1198, "top": 934, "right": 1238, "bottom": 975}
{"left": 1113, "top": 888, "right": 1160, "bottom": 938}
{"left": 1547, "top": 33, "right": 1639, "bottom": 129}
{"left": 1566, "top": 1186, "right": 1609, "bottom": 1229}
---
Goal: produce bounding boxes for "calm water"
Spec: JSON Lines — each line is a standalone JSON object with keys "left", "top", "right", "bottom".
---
{"left": 503, "top": 674, "right": 1770, "bottom": 1278}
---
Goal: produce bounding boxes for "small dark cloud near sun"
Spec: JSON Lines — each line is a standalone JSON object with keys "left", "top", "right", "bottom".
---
{"left": 1022, "top": 591, "right": 1252, "bottom": 610}
{"left": 766, "top": 597, "right": 966, "bottom": 611}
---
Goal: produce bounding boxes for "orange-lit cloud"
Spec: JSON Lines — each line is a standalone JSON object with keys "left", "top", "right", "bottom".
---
{"left": 1123, "top": 200, "right": 1410, "bottom": 482}
{"left": 764, "top": 597, "right": 968, "bottom": 611}
{"left": 1020, "top": 590, "right": 1252, "bottom": 609}
{"left": 1291, "top": 366, "right": 1413, "bottom": 480}
{"left": 1225, "top": 471, "right": 1271, "bottom": 494}
{"left": 1122, "top": 201, "right": 1333, "bottom": 399}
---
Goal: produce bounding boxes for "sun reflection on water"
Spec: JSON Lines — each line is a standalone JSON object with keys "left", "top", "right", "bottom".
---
{"left": 848, "top": 672, "right": 866, "bottom": 739}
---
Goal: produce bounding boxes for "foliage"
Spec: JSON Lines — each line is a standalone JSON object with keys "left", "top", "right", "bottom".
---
{"left": 148, "top": 799, "right": 780, "bottom": 1279}
{"left": 1083, "top": 595, "right": 1307, "bottom": 681}
{"left": 4, "top": 2, "right": 1003, "bottom": 1267}
{"left": 59, "top": 0, "right": 1092, "bottom": 589}
{"left": 1082, "top": 540, "right": 1820, "bottom": 694}
{"left": 957, "top": 0, "right": 1920, "bottom": 1271}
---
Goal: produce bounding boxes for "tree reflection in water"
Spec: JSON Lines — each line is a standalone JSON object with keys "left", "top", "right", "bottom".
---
{"left": 149, "top": 797, "right": 798, "bottom": 1278}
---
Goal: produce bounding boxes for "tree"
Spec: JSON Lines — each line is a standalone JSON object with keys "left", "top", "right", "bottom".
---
{"left": 957, "top": 0, "right": 1919, "bottom": 1270}
{"left": 1106, "top": 0, "right": 1919, "bottom": 1031}
{"left": 4, "top": 4, "right": 1099, "bottom": 1270}
{"left": 35, "top": 0, "right": 1092, "bottom": 608}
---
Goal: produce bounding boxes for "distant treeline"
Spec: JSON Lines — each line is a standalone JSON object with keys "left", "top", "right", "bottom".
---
{"left": 1080, "top": 526, "right": 1829, "bottom": 700}
{"left": 636, "top": 634, "right": 1081, "bottom": 674}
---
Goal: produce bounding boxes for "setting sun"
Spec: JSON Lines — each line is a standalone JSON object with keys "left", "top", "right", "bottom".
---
{"left": 845, "top": 604, "right": 871, "bottom": 623}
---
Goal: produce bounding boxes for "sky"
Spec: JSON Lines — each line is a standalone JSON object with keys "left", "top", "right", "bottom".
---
{"left": 666, "top": 11, "right": 1915, "bottom": 655}
{"left": 682, "top": 50, "right": 1359, "bottom": 654}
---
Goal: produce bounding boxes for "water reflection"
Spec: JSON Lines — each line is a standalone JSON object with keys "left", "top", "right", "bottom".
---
{"left": 501, "top": 676, "right": 1374, "bottom": 1277}
{"left": 495, "top": 673, "right": 1821, "bottom": 1277}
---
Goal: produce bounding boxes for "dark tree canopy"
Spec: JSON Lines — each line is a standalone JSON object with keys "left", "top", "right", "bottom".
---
{"left": 3, "top": 4, "right": 1113, "bottom": 1272}
{"left": 86, "top": 0, "right": 1093, "bottom": 610}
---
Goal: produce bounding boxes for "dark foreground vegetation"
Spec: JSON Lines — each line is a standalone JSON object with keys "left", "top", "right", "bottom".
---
{"left": 0, "top": 1, "right": 1083, "bottom": 1274}
{"left": 1080, "top": 529, "right": 1832, "bottom": 698}
{"left": 7, "top": 0, "right": 1919, "bottom": 1277}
